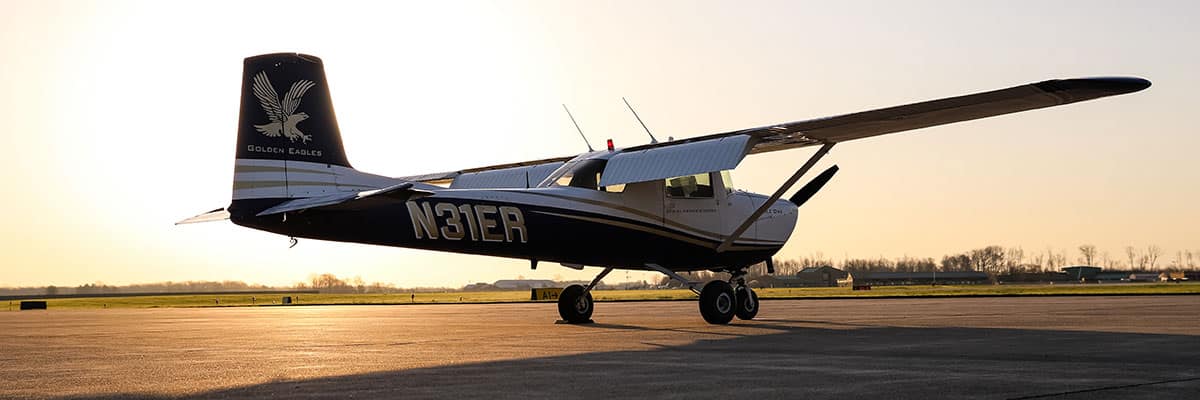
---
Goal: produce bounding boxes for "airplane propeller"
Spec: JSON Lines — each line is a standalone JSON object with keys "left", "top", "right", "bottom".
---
{"left": 788, "top": 165, "right": 839, "bottom": 207}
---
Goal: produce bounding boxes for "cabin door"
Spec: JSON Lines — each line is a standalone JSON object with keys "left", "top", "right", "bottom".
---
{"left": 664, "top": 172, "right": 725, "bottom": 243}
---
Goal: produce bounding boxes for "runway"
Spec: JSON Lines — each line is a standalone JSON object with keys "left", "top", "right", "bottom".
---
{"left": 2, "top": 296, "right": 1198, "bottom": 399}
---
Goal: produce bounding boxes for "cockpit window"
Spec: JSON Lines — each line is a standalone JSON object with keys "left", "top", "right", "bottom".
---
{"left": 548, "top": 159, "right": 622, "bottom": 192}
{"left": 666, "top": 173, "right": 713, "bottom": 198}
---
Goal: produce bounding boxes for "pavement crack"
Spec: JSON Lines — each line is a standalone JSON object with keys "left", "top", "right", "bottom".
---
{"left": 1006, "top": 376, "right": 1200, "bottom": 399}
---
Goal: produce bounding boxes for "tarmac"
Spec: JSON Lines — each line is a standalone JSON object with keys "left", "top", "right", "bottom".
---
{"left": 2, "top": 295, "right": 1198, "bottom": 399}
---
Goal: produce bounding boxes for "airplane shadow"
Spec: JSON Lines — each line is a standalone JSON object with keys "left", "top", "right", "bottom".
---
{"left": 61, "top": 323, "right": 1200, "bottom": 400}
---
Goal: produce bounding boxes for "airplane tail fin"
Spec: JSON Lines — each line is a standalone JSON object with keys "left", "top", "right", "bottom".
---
{"left": 233, "top": 53, "right": 354, "bottom": 201}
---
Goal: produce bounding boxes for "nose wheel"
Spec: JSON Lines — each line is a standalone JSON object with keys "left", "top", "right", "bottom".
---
{"left": 734, "top": 285, "right": 759, "bottom": 320}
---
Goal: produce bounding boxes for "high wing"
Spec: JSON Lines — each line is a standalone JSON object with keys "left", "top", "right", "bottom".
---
{"left": 402, "top": 77, "right": 1149, "bottom": 188}
{"left": 591, "top": 76, "right": 1150, "bottom": 186}
{"left": 627, "top": 76, "right": 1151, "bottom": 155}
{"left": 398, "top": 156, "right": 574, "bottom": 187}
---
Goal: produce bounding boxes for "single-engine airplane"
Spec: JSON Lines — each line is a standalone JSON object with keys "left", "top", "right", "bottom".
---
{"left": 181, "top": 53, "right": 1149, "bottom": 324}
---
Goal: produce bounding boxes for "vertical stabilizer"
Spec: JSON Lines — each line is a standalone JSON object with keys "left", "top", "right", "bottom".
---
{"left": 233, "top": 53, "right": 353, "bottom": 200}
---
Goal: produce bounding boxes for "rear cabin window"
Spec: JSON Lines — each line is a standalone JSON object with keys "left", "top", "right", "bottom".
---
{"left": 665, "top": 173, "right": 713, "bottom": 198}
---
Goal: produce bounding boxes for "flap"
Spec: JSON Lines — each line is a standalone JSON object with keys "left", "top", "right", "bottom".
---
{"left": 599, "top": 134, "right": 752, "bottom": 186}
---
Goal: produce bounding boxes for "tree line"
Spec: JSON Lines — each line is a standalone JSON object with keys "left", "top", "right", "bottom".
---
{"left": 0, "top": 274, "right": 426, "bottom": 296}
{"left": 767, "top": 244, "right": 1199, "bottom": 275}
{"left": 5, "top": 244, "right": 1197, "bottom": 295}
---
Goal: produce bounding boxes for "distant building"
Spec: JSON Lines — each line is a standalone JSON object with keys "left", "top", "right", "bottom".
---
{"left": 771, "top": 266, "right": 851, "bottom": 287}
{"left": 492, "top": 279, "right": 558, "bottom": 290}
{"left": 997, "top": 272, "right": 1070, "bottom": 283}
{"left": 1094, "top": 272, "right": 1130, "bottom": 282}
{"left": 852, "top": 271, "right": 988, "bottom": 285}
{"left": 1062, "top": 266, "right": 1102, "bottom": 281}
{"left": 1128, "top": 273, "right": 1164, "bottom": 282}
{"left": 463, "top": 282, "right": 496, "bottom": 291}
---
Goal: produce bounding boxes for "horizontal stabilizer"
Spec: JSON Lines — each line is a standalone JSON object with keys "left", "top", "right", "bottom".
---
{"left": 257, "top": 182, "right": 434, "bottom": 217}
{"left": 176, "top": 208, "right": 231, "bottom": 225}
{"left": 789, "top": 165, "right": 839, "bottom": 207}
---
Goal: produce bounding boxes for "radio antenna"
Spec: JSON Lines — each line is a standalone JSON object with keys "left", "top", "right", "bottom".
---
{"left": 562, "top": 104, "right": 594, "bottom": 152}
{"left": 622, "top": 97, "right": 658, "bottom": 144}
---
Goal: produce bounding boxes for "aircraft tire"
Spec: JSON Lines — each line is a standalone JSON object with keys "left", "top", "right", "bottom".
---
{"left": 698, "top": 280, "right": 736, "bottom": 324}
{"left": 557, "top": 284, "right": 594, "bottom": 323}
{"left": 734, "top": 286, "right": 759, "bottom": 320}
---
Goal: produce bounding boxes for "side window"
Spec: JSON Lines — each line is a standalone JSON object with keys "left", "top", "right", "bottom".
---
{"left": 602, "top": 183, "right": 625, "bottom": 193}
{"left": 720, "top": 170, "right": 735, "bottom": 194}
{"left": 665, "top": 173, "right": 713, "bottom": 198}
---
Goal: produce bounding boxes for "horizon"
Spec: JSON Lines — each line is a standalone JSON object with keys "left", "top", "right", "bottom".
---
{"left": 2, "top": 1, "right": 1197, "bottom": 288}
{"left": 6, "top": 243, "right": 1196, "bottom": 289}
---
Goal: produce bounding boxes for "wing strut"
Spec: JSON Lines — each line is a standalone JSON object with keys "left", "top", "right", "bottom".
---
{"left": 716, "top": 142, "right": 836, "bottom": 253}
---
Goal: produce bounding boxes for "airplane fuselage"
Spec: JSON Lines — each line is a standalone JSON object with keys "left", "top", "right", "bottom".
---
{"left": 230, "top": 183, "right": 797, "bottom": 271}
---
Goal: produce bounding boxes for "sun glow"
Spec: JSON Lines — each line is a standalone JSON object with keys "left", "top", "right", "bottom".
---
{"left": 1, "top": 1, "right": 1197, "bottom": 287}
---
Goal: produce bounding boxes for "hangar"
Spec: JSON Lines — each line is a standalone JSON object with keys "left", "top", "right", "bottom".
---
{"left": 1062, "top": 266, "right": 1102, "bottom": 281}
{"left": 852, "top": 272, "right": 988, "bottom": 285}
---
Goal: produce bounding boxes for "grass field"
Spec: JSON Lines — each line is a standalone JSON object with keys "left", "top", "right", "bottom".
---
{"left": 4, "top": 283, "right": 1198, "bottom": 310}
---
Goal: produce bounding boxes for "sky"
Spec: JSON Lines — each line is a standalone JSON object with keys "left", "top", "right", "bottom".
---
{"left": 1, "top": 0, "right": 1197, "bottom": 288}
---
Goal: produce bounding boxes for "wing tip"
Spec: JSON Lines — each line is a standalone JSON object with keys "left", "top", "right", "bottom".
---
{"left": 1035, "top": 76, "right": 1151, "bottom": 99}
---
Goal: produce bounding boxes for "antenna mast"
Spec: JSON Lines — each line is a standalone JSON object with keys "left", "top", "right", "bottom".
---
{"left": 562, "top": 104, "right": 594, "bottom": 152}
{"left": 622, "top": 97, "right": 658, "bottom": 144}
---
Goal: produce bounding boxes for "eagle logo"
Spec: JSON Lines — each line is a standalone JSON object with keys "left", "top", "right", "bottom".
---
{"left": 251, "top": 71, "right": 316, "bottom": 143}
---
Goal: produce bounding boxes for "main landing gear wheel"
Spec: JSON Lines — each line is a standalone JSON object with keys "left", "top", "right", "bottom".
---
{"left": 698, "top": 280, "right": 736, "bottom": 325}
{"left": 735, "top": 286, "right": 759, "bottom": 320}
{"left": 557, "top": 284, "right": 593, "bottom": 323}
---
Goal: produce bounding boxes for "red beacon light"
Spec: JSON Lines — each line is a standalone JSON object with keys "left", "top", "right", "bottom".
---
{"left": 606, "top": 139, "right": 614, "bottom": 151}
